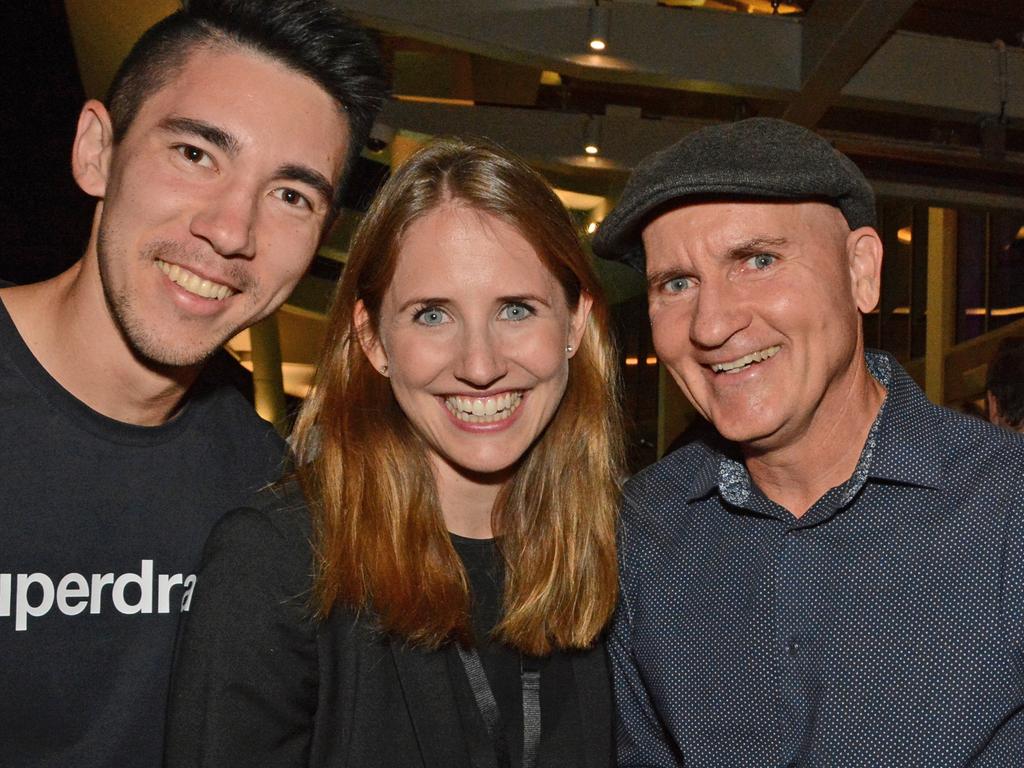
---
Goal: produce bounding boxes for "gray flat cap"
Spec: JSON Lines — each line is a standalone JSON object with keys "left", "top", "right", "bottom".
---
{"left": 592, "top": 117, "right": 876, "bottom": 270}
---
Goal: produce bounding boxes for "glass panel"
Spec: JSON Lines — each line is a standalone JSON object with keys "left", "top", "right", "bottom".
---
{"left": 956, "top": 210, "right": 987, "bottom": 343}
{"left": 988, "top": 212, "right": 1024, "bottom": 331}
{"left": 879, "top": 202, "right": 913, "bottom": 360}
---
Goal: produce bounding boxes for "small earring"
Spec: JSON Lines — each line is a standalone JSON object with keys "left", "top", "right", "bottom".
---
{"left": 380, "top": 364, "right": 388, "bottom": 374}
{"left": 565, "top": 344, "right": 574, "bottom": 354}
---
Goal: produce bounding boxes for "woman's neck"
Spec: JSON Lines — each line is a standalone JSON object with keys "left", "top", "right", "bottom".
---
{"left": 432, "top": 456, "right": 513, "bottom": 539}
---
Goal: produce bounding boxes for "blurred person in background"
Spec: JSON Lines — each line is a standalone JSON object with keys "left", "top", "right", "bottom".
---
{"left": 987, "top": 337, "right": 1024, "bottom": 432}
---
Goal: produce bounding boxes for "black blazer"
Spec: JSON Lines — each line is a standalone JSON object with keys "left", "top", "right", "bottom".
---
{"left": 164, "top": 490, "right": 612, "bottom": 768}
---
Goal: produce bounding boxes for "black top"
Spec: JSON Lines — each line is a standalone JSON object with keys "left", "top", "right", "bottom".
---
{"left": 0, "top": 297, "right": 285, "bottom": 768}
{"left": 611, "top": 350, "right": 1024, "bottom": 767}
{"left": 449, "top": 535, "right": 586, "bottom": 768}
{"left": 165, "top": 488, "right": 612, "bottom": 768}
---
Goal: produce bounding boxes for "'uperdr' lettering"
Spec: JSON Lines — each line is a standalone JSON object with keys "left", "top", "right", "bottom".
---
{"left": 0, "top": 561, "right": 197, "bottom": 631}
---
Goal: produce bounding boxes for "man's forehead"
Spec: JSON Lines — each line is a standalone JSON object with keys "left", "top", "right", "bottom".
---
{"left": 134, "top": 43, "right": 342, "bottom": 128}
{"left": 126, "top": 43, "right": 349, "bottom": 171}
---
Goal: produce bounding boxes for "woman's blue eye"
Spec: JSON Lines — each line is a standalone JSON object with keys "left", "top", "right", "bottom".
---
{"left": 414, "top": 307, "right": 448, "bottom": 326}
{"left": 499, "top": 303, "right": 534, "bottom": 321}
{"left": 750, "top": 253, "right": 776, "bottom": 270}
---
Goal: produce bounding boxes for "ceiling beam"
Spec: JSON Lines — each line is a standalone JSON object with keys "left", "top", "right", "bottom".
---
{"left": 340, "top": 1, "right": 802, "bottom": 96}
{"left": 381, "top": 99, "right": 1024, "bottom": 203}
{"left": 340, "top": 1, "right": 1024, "bottom": 122}
{"left": 845, "top": 32, "right": 1023, "bottom": 122}
{"left": 782, "top": 0, "right": 918, "bottom": 127}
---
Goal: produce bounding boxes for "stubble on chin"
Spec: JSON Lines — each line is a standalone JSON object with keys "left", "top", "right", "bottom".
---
{"left": 96, "top": 231, "right": 244, "bottom": 370}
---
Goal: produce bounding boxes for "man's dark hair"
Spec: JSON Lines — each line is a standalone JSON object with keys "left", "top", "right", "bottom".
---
{"left": 986, "top": 337, "right": 1024, "bottom": 430}
{"left": 105, "top": 0, "right": 386, "bottom": 209}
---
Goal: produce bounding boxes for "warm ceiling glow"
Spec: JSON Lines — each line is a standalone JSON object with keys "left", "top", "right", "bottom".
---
{"left": 554, "top": 188, "right": 606, "bottom": 210}
{"left": 964, "top": 305, "right": 1024, "bottom": 317}
{"left": 393, "top": 94, "right": 474, "bottom": 107}
{"left": 741, "top": 0, "right": 803, "bottom": 13}
{"left": 659, "top": 0, "right": 802, "bottom": 12}
{"left": 589, "top": 39, "right": 606, "bottom": 51}
{"left": 584, "top": 143, "right": 599, "bottom": 155}
{"left": 897, "top": 226, "right": 913, "bottom": 244}
{"left": 1017, "top": 225, "right": 1024, "bottom": 240}
{"left": 540, "top": 70, "right": 562, "bottom": 86}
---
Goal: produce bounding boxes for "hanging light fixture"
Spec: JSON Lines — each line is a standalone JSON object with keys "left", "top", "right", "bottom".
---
{"left": 588, "top": 3, "right": 610, "bottom": 51}
{"left": 584, "top": 117, "right": 601, "bottom": 155}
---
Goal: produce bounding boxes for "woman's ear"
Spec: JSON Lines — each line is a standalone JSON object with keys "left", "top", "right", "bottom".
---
{"left": 72, "top": 100, "right": 115, "bottom": 198}
{"left": 354, "top": 299, "right": 389, "bottom": 375}
{"left": 567, "top": 291, "right": 594, "bottom": 358}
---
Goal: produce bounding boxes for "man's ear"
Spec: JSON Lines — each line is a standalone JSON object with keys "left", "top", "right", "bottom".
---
{"left": 847, "top": 226, "right": 883, "bottom": 314}
{"left": 72, "top": 100, "right": 115, "bottom": 198}
{"left": 987, "top": 391, "right": 1006, "bottom": 427}
{"left": 353, "top": 299, "right": 388, "bottom": 375}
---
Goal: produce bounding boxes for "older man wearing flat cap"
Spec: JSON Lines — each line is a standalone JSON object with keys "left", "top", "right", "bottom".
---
{"left": 595, "top": 118, "right": 1024, "bottom": 767}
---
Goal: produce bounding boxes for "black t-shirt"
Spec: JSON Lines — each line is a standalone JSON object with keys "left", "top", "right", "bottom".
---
{"left": 449, "top": 534, "right": 585, "bottom": 768}
{"left": 0, "top": 298, "right": 285, "bottom": 767}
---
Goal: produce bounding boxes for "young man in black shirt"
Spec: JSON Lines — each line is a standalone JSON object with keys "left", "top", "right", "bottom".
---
{"left": 0, "top": 2, "right": 384, "bottom": 764}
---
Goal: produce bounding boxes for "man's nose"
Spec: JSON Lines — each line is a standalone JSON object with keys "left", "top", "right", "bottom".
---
{"left": 689, "top": 278, "right": 751, "bottom": 349}
{"left": 189, "top": 185, "right": 257, "bottom": 259}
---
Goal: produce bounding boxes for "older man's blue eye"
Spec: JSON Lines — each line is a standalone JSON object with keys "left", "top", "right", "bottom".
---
{"left": 666, "top": 278, "right": 689, "bottom": 292}
{"left": 752, "top": 253, "right": 776, "bottom": 269}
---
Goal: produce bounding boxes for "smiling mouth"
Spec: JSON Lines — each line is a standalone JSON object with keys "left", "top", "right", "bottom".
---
{"left": 444, "top": 392, "right": 523, "bottom": 424}
{"left": 711, "top": 345, "right": 781, "bottom": 374}
{"left": 156, "top": 260, "right": 235, "bottom": 300}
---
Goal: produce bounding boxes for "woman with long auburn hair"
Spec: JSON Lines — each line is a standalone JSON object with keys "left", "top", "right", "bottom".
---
{"left": 165, "top": 137, "right": 625, "bottom": 767}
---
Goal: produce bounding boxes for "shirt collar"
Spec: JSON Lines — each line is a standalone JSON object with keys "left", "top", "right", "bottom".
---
{"left": 863, "top": 350, "right": 944, "bottom": 490}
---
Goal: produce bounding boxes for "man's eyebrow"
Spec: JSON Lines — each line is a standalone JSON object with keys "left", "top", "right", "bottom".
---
{"left": 646, "top": 269, "right": 683, "bottom": 290}
{"left": 277, "top": 163, "right": 336, "bottom": 208}
{"left": 729, "top": 236, "right": 788, "bottom": 258}
{"left": 158, "top": 116, "right": 240, "bottom": 156}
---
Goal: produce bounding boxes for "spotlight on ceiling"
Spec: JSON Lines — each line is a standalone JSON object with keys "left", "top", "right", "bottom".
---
{"left": 584, "top": 117, "right": 601, "bottom": 155}
{"left": 588, "top": 4, "right": 609, "bottom": 51}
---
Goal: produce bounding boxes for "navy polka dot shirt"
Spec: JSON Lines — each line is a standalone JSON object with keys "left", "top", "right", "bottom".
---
{"left": 610, "top": 351, "right": 1024, "bottom": 767}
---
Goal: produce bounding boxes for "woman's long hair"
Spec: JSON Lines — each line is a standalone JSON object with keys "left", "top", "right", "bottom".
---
{"left": 291, "top": 137, "right": 624, "bottom": 655}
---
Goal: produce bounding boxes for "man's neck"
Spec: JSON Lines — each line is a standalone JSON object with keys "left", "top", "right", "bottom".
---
{"left": 741, "top": 358, "right": 886, "bottom": 519}
{"left": 1, "top": 259, "right": 199, "bottom": 427}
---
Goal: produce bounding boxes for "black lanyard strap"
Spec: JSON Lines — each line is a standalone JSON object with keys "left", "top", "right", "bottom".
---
{"left": 457, "top": 646, "right": 541, "bottom": 768}
{"left": 520, "top": 655, "right": 541, "bottom": 768}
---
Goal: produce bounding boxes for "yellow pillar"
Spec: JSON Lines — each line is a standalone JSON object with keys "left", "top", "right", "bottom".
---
{"left": 925, "top": 208, "right": 957, "bottom": 404}
{"left": 657, "top": 364, "right": 695, "bottom": 458}
{"left": 250, "top": 313, "right": 288, "bottom": 436}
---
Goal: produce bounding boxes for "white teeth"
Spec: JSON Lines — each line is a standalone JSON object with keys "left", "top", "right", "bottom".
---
{"left": 711, "top": 345, "right": 781, "bottom": 373}
{"left": 156, "top": 260, "right": 234, "bottom": 300}
{"left": 445, "top": 392, "right": 523, "bottom": 424}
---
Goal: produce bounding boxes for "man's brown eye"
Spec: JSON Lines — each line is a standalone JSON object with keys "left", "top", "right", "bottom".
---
{"left": 178, "top": 145, "right": 205, "bottom": 163}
